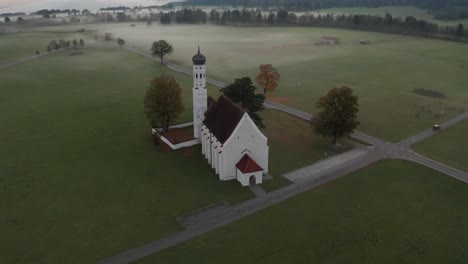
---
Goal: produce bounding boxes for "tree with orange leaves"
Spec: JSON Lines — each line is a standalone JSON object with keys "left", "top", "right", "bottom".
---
{"left": 255, "top": 64, "right": 280, "bottom": 96}
{"left": 144, "top": 74, "right": 183, "bottom": 131}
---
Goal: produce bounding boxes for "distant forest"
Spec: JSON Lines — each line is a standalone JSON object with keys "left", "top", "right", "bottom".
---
{"left": 182, "top": 0, "right": 467, "bottom": 11}
{"left": 154, "top": 8, "right": 466, "bottom": 43}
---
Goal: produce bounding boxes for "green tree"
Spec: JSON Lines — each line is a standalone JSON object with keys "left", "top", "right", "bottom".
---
{"left": 144, "top": 74, "right": 183, "bottom": 131}
{"left": 72, "top": 39, "right": 79, "bottom": 49}
{"left": 104, "top": 32, "right": 113, "bottom": 41}
{"left": 221, "top": 77, "right": 266, "bottom": 128}
{"left": 117, "top": 38, "right": 126, "bottom": 46}
{"left": 314, "top": 86, "right": 360, "bottom": 145}
{"left": 456, "top": 23, "right": 465, "bottom": 38}
{"left": 151, "top": 40, "right": 173, "bottom": 64}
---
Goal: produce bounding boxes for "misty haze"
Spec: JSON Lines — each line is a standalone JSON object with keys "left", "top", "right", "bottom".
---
{"left": 1, "top": 0, "right": 467, "bottom": 263}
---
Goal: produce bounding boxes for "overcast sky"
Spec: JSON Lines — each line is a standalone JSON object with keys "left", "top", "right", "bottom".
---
{"left": 0, "top": 0, "right": 174, "bottom": 13}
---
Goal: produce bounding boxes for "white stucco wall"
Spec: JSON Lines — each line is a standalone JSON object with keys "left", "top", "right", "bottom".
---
{"left": 201, "top": 114, "right": 269, "bottom": 185}
{"left": 192, "top": 64, "right": 207, "bottom": 141}
{"left": 237, "top": 169, "right": 263, "bottom": 186}
{"left": 220, "top": 113, "right": 269, "bottom": 180}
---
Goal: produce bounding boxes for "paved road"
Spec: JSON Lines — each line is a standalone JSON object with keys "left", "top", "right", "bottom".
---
{"left": 96, "top": 45, "right": 468, "bottom": 264}
{"left": 284, "top": 148, "right": 368, "bottom": 182}
{"left": 0, "top": 51, "right": 56, "bottom": 70}
{"left": 97, "top": 150, "right": 383, "bottom": 264}
{"left": 249, "top": 184, "right": 267, "bottom": 197}
{"left": 398, "top": 111, "right": 468, "bottom": 147}
{"left": 404, "top": 151, "right": 468, "bottom": 183}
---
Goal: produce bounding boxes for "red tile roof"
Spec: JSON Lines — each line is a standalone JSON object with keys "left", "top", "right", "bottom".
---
{"left": 236, "top": 154, "right": 263, "bottom": 173}
{"left": 203, "top": 95, "right": 245, "bottom": 144}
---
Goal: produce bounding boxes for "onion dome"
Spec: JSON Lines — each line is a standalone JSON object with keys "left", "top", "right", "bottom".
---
{"left": 192, "top": 46, "right": 206, "bottom": 65}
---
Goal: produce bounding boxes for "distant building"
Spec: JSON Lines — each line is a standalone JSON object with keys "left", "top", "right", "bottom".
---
{"left": 192, "top": 47, "right": 269, "bottom": 186}
{"left": 320, "top": 36, "right": 340, "bottom": 45}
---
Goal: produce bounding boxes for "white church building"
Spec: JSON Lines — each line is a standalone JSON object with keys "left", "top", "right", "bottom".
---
{"left": 191, "top": 47, "right": 269, "bottom": 186}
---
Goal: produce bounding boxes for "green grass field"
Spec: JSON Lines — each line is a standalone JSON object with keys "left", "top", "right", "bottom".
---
{"left": 8, "top": 24, "right": 468, "bottom": 141}
{"left": 262, "top": 109, "right": 351, "bottom": 191}
{"left": 136, "top": 160, "right": 468, "bottom": 264}
{"left": 86, "top": 23, "right": 468, "bottom": 142}
{"left": 0, "top": 31, "right": 93, "bottom": 64}
{"left": 0, "top": 45, "right": 253, "bottom": 263}
{"left": 413, "top": 120, "right": 468, "bottom": 173}
{"left": 0, "top": 43, "right": 346, "bottom": 263}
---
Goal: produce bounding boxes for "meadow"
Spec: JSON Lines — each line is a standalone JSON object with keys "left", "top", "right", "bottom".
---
{"left": 413, "top": 120, "right": 468, "bottom": 173}
{"left": 0, "top": 30, "right": 93, "bottom": 64}
{"left": 0, "top": 45, "right": 252, "bottom": 263}
{"left": 6, "top": 24, "right": 468, "bottom": 141}
{"left": 262, "top": 109, "right": 351, "bottom": 191}
{"left": 0, "top": 43, "right": 348, "bottom": 263}
{"left": 1, "top": 19, "right": 467, "bottom": 263}
{"left": 136, "top": 160, "right": 468, "bottom": 264}
{"left": 55, "top": 23, "right": 468, "bottom": 142}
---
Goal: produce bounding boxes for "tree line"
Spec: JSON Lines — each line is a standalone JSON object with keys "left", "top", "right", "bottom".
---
{"left": 155, "top": 8, "right": 466, "bottom": 41}
{"left": 46, "top": 38, "right": 85, "bottom": 52}
{"left": 182, "top": 0, "right": 464, "bottom": 11}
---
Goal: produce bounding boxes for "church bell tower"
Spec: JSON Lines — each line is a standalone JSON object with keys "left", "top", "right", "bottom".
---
{"left": 192, "top": 46, "right": 207, "bottom": 141}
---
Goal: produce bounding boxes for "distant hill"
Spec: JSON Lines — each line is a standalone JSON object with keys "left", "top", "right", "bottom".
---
{"left": 181, "top": 0, "right": 467, "bottom": 11}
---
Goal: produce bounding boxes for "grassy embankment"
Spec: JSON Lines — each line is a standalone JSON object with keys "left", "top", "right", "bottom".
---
{"left": 136, "top": 160, "right": 468, "bottom": 264}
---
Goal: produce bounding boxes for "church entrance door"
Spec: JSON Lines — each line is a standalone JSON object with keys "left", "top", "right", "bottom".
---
{"left": 249, "top": 175, "right": 256, "bottom": 185}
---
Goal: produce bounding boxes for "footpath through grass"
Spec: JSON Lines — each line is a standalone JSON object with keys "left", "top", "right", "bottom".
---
{"left": 0, "top": 45, "right": 251, "bottom": 264}
{"left": 136, "top": 160, "right": 468, "bottom": 264}
{"left": 261, "top": 109, "right": 351, "bottom": 191}
{"left": 413, "top": 120, "right": 468, "bottom": 173}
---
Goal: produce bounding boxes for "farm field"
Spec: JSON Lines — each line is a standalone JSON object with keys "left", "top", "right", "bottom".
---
{"left": 0, "top": 43, "right": 345, "bottom": 263}
{"left": 413, "top": 120, "right": 468, "bottom": 173}
{"left": 136, "top": 160, "right": 468, "bottom": 264}
{"left": 61, "top": 23, "right": 468, "bottom": 142}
